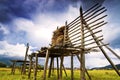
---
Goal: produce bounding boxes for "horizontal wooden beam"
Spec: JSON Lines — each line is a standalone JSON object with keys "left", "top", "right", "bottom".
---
{"left": 86, "top": 9, "right": 107, "bottom": 22}
{"left": 85, "top": 7, "right": 106, "bottom": 20}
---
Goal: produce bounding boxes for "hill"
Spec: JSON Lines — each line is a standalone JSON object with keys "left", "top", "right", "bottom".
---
{"left": 0, "top": 54, "right": 23, "bottom": 66}
{"left": 92, "top": 64, "right": 120, "bottom": 70}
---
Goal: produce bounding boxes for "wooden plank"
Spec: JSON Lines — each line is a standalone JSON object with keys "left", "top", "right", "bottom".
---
{"left": 68, "top": 24, "right": 80, "bottom": 33}
{"left": 84, "top": 21, "right": 105, "bottom": 31}
{"left": 84, "top": 38, "right": 103, "bottom": 46}
{"left": 69, "top": 31, "right": 81, "bottom": 38}
{"left": 85, "top": 7, "right": 106, "bottom": 20}
{"left": 68, "top": 21, "right": 80, "bottom": 30}
{"left": 67, "top": 16, "right": 80, "bottom": 26}
{"left": 84, "top": 30, "right": 102, "bottom": 38}
{"left": 68, "top": 3, "right": 100, "bottom": 27}
{"left": 68, "top": 27, "right": 81, "bottom": 36}
{"left": 43, "top": 50, "right": 49, "bottom": 80}
{"left": 87, "top": 15, "right": 107, "bottom": 25}
{"left": 86, "top": 9, "right": 107, "bottom": 22}
{"left": 83, "top": 5, "right": 102, "bottom": 18}
{"left": 83, "top": 3, "right": 100, "bottom": 15}
{"left": 84, "top": 35, "right": 103, "bottom": 43}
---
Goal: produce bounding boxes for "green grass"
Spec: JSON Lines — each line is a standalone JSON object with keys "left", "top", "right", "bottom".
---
{"left": 0, "top": 68, "right": 120, "bottom": 80}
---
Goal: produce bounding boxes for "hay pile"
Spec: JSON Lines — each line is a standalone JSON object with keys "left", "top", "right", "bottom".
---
{"left": 52, "top": 26, "right": 65, "bottom": 47}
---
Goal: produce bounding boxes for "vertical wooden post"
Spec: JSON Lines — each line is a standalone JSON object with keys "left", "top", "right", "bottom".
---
{"left": 28, "top": 55, "right": 33, "bottom": 79}
{"left": 13, "top": 61, "right": 16, "bottom": 74}
{"left": 71, "top": 53, "right": 74, "bottom": 80}
{"left": 56, "top": 57, "right": 60, "bottom": 79}
{"left": 43, "top": 50, "right": 49, "bottom": 80}
{"left": 48, "top": 57, "right": 54, "bottom": 78}
{"left": 34, "top": 53, "right": 38, "bottom": 80}
{"left": 11, "top": 61, "right": 16, "bottom": 75}
{"left": 22, "top": 43, "right": 29, "bottom": 75}
{"left": 60, "top": 55, "right": 64, "bottom": 80}
{"left": 80, "top": 6, "right": 86, "bottom": 80}
{"left": 52, "top": 58, "right": 54, "bottom": 73}
{"left": 76, "top": 55, "right": 91, "bottom": 80}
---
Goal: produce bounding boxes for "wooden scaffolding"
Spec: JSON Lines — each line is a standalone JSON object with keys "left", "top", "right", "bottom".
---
{"left": 29, "top": 3, "right": 120, "bottom": 80}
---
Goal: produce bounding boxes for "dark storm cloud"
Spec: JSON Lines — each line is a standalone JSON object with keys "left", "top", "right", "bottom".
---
{"left": 0, "top": 0, "right": 39, "bottom": 23}
{"left": 0, "top": 0, "right": 106, "bottom": 23}
{"left": 0, "top": 0, "right": 81, "bottom": 23}
{"left": 81, "top": 0, "right": 105, "bottom": 10}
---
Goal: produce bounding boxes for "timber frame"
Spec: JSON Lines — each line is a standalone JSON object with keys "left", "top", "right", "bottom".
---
{"left": 28, "top": 3, "right": 120, "bottom": 80}
{"left": 10, "top": 43, "right": 30, "bottom": 75}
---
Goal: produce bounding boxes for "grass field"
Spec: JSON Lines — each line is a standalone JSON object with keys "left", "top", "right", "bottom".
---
{"left": 0, "top": 68, "right": 120, "bottom": 80}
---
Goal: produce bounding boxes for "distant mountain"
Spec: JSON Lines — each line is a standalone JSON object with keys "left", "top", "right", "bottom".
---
{"left": 0, "top": 54, "right": 23, "bottom": 66}
{"left": 91, "top": 64, "right": 120, "bottom": 70}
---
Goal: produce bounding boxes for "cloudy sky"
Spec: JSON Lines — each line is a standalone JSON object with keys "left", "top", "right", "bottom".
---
{"left": 0, "top": 0, "right": 120, "bottom": 68}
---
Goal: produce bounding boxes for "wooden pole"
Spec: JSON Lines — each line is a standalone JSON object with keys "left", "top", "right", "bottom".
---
{"left": 43, "top": 50, "right": 49, "bottom": 80}
{"left": 13, "top": 61, "right": 16, "bottom": 75}
{"left": 76, "top": 55, "right": 91, "bottom": 80}
{"left": 56, "top": 57, "right": 60, "bottom": 79}
{"left": 84, "top": 19, "right": 120, "bottom": 76}
{"left": 60, "top": 55, "right": 64, "bottom": 80}
{"left": 62, "top": 64, "right": 67, "bottom": 77}
{"left": 71, "top": 53, "right": 74, "bottom": 80}
{"left": 34, "top": 53, "right": 38, "bottom": 80}
{"left": 28, "top": 55, "right": 33, "bottom": 79}
{"left": 52, "top": 58, "right": 54, "bottom": 73}
{"left": 80, "top": 6, "right": 86, "bottom": 80}
{"left": 11, "top": 61, "right": 16, "bottom": 75}
{"left": 48, "top": 57, "right": 54, "bottom": 78}
{"left": 100, "top": 42, "right": 120, "bottom": 59}
{"left": 22, "top": 43, "right": 29, "bottom": 75}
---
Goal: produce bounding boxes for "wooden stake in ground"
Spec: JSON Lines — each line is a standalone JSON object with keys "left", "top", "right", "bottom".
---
{"left": 28, "top": 55, "right": 33, "bottom": 79}
{"left": 34, "top": 53, "right": 38, "bottom": 80}
{"left": 22, "top": 43, "right": 29, "bottom": 75}
{"left": 43, "top": 50, "right": 49, "bottom": 80}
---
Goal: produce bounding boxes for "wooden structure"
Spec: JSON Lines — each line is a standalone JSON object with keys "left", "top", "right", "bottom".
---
{"left": 22, "top": 43, "right": 29, "bottom": 75}
{"left": 11, "top": 43, "right": 30, "bottom": 75}
{"left": 11, "top": 60, "right": 29, "bottom": 75}
{"left": 29, "top": 3, "right": 120, "bottom": 80}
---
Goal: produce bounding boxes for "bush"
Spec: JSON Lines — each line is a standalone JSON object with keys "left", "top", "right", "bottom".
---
{"left": 0, "top": 62, "right": 7, "bottom": 67}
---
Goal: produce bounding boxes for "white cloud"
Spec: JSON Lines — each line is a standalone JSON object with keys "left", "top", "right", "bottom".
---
{"left": 0, "top": 41, "right": 35, "bottom": 57}
{"left": 0, "top": 24, "right": 9, "bottom": 34}
{"left": 102, "top": 23, "right": 120, "bottom": 43}
{"left": 12, "top": 5, "right": 79, "bottom": 47}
